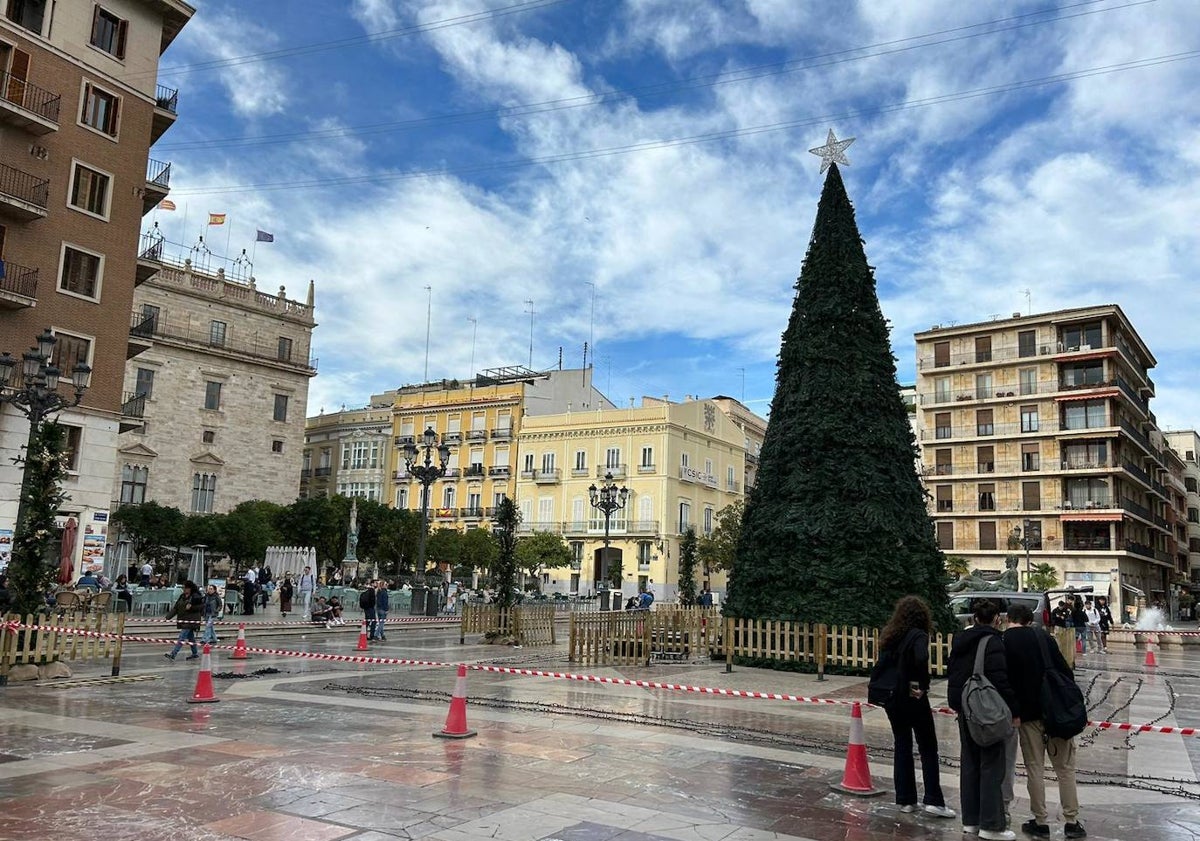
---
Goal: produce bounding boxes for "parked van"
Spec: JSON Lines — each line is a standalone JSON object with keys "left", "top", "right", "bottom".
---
{"left": 950, "top": 591, "right": 1045, "bottom": 629}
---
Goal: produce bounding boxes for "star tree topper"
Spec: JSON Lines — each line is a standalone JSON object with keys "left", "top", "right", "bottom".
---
{"left": 808, "top": 129, "right": 855, "bottom": 173}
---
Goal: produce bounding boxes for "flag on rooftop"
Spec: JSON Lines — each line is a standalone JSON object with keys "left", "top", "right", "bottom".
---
{"left": 208, "top": 213, "right": 226, "bottom": 226}
{"left": 256, "top": 230, "right": 275, "bottom": 243}
{"left": 158, "top": 199, "right": 176, "bottom": 211}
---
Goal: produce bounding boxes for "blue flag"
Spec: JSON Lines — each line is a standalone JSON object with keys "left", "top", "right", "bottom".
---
{"left": 256, "top": 230, "right": 275, "bottom": 243}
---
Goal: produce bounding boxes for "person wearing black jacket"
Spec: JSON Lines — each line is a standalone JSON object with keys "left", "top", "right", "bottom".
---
{"left": 163, "top": 581, "right": 204, "bottom": 661}
{"left": 1095, "top": 596, "right": 1114, "bottom": 653}
{"left": 947, "top": 599, "right": 1019, "bottom": 840}
{"left": 360, "top": 584, "right": 377, "bottom": 639}
{"left": 1003, "top": 603, "right": 1086, "bottom": 839}
{"left": 1070, "top": 597, "right": 1089, "bottom": 655}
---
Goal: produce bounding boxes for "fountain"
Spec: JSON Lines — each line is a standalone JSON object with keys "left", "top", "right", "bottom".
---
{"left": 1133, "top": 607, "right": 1173, "bottom": 632}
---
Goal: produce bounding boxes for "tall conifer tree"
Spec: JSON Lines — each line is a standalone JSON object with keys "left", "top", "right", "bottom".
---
{"left": 725, "top": 162, "right": 949, "bottom": 629}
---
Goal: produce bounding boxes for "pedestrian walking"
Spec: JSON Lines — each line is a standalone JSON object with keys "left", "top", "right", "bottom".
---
{"left": 1070, "top": 597, "right": 1088, "bottom": 655}
{"left": 947, "top": 598, "right": 1019, "bottom": 840}
{"left": 1003, "top": 603, "right": 1087, "bottom": 839}
{"left": 298, "top": 566, "right": 316, "bottom": 616}
{"left": 164, "top": 581, "right": 204, "bottom": 661}
{"left": 870, "top": 595, "right": 955, "bottom": 818}
{"left": 200, "top": 584, "right": 221, "bottom": 644}
{"left": 1083, "top": 599, "right": 1101, "bottom": 654}
{"left": 1095, "top": 597, "right": 1114, "bottom": 653}
{"left": 279, "top": 576, "right": 294, "bottom": 618}
{"left": 374, "top": 580, "right": 389, "bottom": 640}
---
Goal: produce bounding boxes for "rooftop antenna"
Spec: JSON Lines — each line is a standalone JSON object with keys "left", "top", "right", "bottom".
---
{"left": 585, "top": 281, "right": 596, "bottom": 368}
{"left": 739, "top": 367, "right": 745, "bottom": 403}
{"left": 423, "top": 285, "right": 432, "bottom": 381}
{"left": 524, "top": 299, "right": 535, "bottom": 369}
{"left": 1022, "top": 288, "right": 1032, "bottom": 315}
{"left": 467, "top": 316, "right": 477, "bottom": 383}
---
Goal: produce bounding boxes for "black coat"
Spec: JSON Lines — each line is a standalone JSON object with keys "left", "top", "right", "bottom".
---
{"left": 945, "top": 624, "right": 1018, "bottom": 715}
{"left": 1002, "top": 625, "right": 1073, "bottom": 722}
{"left": 880, "top": 629, "right": 932, "bottom": 692}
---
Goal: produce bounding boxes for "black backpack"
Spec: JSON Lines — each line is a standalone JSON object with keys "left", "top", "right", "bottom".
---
{"left": 358, "top": 589, "right": 372, "bottom": 610}
{"left": 1035, "top": 630, "right": 1087, "bottom": 739}
{"left": 868, "top": 629, "right": 918, "bottom": 705}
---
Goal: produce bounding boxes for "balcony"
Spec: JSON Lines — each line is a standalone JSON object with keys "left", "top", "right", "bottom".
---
{"left": 1064, "top": 536, "right": 1112, "bottom": 551}
{"left": 460, "top": 507, "right": 484, "bottom": 520}
{"left": 463, "top": 464, "right": 486, "bottom": 478}
{"left": 150, "top": 84, "right": 179, "bottom": 144}
{"left": 1115, "top": 376, "right": 1149, "bottom": 416}
{"left": 394, "top": 435, "right": 415, "bottom": 447}
{"left": 1124, "top": 540, "right": 1154, "bottom": 560}
{"left": 392, "top": 470, "right": 410, "bottom": 481}
{"left": 490, "top": 427, "right": 512, "bottom": 440}
{"left": 0, "top": 70, "right": 60, "bottom": 134}
{"left": 637, "top": 463, "right": 656, "bottom": 474}
{"left": 0, "top": 160, "right": 49, "bottom": 220}
{"left": 0, "top": 259, "right": 37, "bottom": 309}
{"left": 598, "top": 465, "right": 626, "bottom": 479}
{"left": 439, "top": 468, "right": 461, "bottom": 480}
{"left": 314, "top": 466, "right": 332, "bottom": 478}
{"left": 1061, "top": 457, "right": 1111, "bottom": 471}
{"left": 127, "top": 311, "right": 156, "bottom": 358}
{"left": 489, "top": 466, "right": 511, "bottom": 478}
{"left": 143, "top": 159, "right": 172, "bottom": 214}
{"left": 443, "top": 431, "right": 463, "bottom": 444}
{"left": 119, "top": 391, "right": 147, "bottom": 433}
{"left": 919, "top": 420, "right": 1064, "bottom": 441}
{"left": 628, "top": 520, "right": 659, "bottom": 535}
{"left": 434, "top": 507, "right": 457, "bottom": 520}
{"left": 727, "top": 479, "right": 741, "bottom": 492}
{"left": 1059, "top": 495, "right": 1112, "bottom": 510}
{"left": 570, "top": 467, "right": 589, "bottom": 477}
{"left": 300, "top": 468, "right": 312, "bottom": 479}
{"left": 534, "top": 468, "right": 561, "bottom": 483}
{"left": 465, "top": 429, "right": 487, "bottom": 441}
{"left": 519, "top": 469, "right": 535, "bottom": 479}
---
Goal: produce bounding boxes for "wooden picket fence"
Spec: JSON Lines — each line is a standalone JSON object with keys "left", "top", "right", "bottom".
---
{"left": 459, "top": 603, "right": 557, "bottom": 646}
{"left": 569, "top": 610, "right": 953, "bottom": 676}
{"left": 0, "top": 612, "right": 127, "bottom": 681}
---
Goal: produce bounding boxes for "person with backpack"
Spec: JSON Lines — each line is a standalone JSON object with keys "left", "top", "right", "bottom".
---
{"left": 947, "top": 599, "right": 1019, "bottom": 840}
{"left": 1003, "top": 602, "right": 1086, "bottom": 839}
{"left": 869, "top": 595, "right": 955, "bottom": 819}
{"left": 359, "top": 585, "right": 376, "bottom": 636}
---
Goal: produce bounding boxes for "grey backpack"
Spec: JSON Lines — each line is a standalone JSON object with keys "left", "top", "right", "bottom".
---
{"left": 962, "top": 636, "right": 1013, "bottom": 747}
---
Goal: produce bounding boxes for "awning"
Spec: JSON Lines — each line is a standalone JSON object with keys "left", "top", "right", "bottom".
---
{"left": 1055, "top": 389, "right": 1118, "bottom": 402}
{"left": 1122, "top": 584, "right": 1146, "bottom": 596}
{"left": 1060, "top": 511, "right": 1122, "bottom": 521}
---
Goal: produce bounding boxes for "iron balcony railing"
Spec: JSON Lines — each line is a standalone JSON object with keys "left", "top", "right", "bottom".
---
{"left": 0, "top": 259, "right": 37, "bottom": 299}
{"left": 313, "top": 466, "right": 332, "bottom": 477}
{"left": 465, "top": 429, "right": 487, "bottom": 441}
{"left": 146, "top": 158, "right": 172, "bottom": 188}
{"left": 1124, "top": 540, "right": 1154, "bottom": 559}
{"left": 129, "top": 310, "right": 157, "bottom": 338}
{"left": 490, "top": 427, "right": 512, "bottom": 439}
{"left": 121, "top": 391, "right": 147, "bottom": 418}
{"left": 488, "top": 466, "right": 511, "bottom": 477}
{"left": 154, "top": 84, "right": 179, "bottom": 113}
{"left": 460, "top": 508, "right": 484, "bottom": 519}
{"left": 0, "top": 160, "right": 49, "bottom": 208}
{"left": 134, "top": 314, "right": 317, "bottom": 372}
{"left": 300, "top": 468, "right": 312, "bottom": 479}
{"left": 0, "top": 70, "right": 61, "bottom": 123}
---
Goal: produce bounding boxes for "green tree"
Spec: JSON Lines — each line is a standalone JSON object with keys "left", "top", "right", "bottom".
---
{"left": 7, "top": 422, "right": 69, "bottom": 616}
{"left": 111, "top": 500, "right": 186, "bottom": 572}
{"left": 211, "top": 500, "right": 283, "bottom": 572}
{"left": 373, "top": 506, "right": 422, "bottom": 579}
{"left": 514, "top": 530, "right": 572, "bottom": 579}
{"left": 944, "top": 555, "right": 972, "bottom": 581}
{"left": 491, "top": 497, "right": 519, "bottom": 611}
{"left": 697, "top": 499, "right": 744, "bottom": 575}
{"left": 677, "top": 527, "right": 698, "bottom": 606}
{"left": 425, "top": 528, "right": 462, "bottom": 576}
{"left": 725, "top": 163, "right": 951, "bottom": 630}
{"left": 457, "top": 527, "right": 499, "bottom": 580}
{"left": 276, "top": 496, "right": 343, "bottom": 567}
{"left": 1026, "top": 563, "right": 1060, "bottom": 593}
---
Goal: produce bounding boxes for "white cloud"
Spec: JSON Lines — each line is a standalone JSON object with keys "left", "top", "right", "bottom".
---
{"left": 176, "top": 12, "right": 290, "bottom": 118}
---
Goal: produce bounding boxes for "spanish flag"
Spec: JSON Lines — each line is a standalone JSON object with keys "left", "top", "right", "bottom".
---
{"left": 158, "top": 199, "right": 177, "bottom": 211}
{"left": 208, "top": 212, "right": 226, "bottom": 226}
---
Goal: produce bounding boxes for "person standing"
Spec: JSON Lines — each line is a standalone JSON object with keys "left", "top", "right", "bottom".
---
{"left": 947, "top": 599, "right": 1019, "bottom": 841}
{"left": 241, "top": 567, "right": 257, "bottom": 615}
{"left": 298, "top": 566, "right": 316, "bottom": 616}
{"left": 698, "top": 585, "right": 714, "bottom": 607}
{"left": 1003, "top": 603, "right": 1086, "bottom": 839}
{"left": 279, "top": 575, "right": 294, "bottom": 618}
{"left": 200, "top": 584, "right": 221, "bottom": 644}
{"left": 1083, "top": 599, "right": 1101, "bottom": 654}
{"left": 140, "top": 561, "right": 153, "bottom": 588}
{"left": 874, "top": 595, "right": 955, "bottom": 819}
{"left": 360, "top": 583, "right": 377, "bottom": 639}
{"left": 164, "top": 582, "right": 204, "bottom": 660}
{"left": 373, "top": 580, "right": 389, "bottom": 641}
{"left": 1095, "top": 597, "right": 1114, "bottom": 653}
{"left": 1070, "top": 597, "right": 1089, "bottom": 656}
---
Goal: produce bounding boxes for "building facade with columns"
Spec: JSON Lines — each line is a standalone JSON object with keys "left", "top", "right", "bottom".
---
{"left": 299, "top": 399, "right": 395, "bottom": 502}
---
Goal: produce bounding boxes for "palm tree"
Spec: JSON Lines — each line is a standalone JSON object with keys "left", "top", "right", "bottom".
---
{"left": 944, "top": 555, "right": 971, "bottom": 581}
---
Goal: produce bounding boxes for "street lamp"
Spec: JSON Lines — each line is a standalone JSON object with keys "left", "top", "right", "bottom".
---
{"left": 588, "top": 471, "right": 628, "bottom": 607}
{"left": 403, "top": 427, "right": 451, "bottom": 615}
{"left": 0, "top": 329, "right": 91, "bottom": 610}
{"left": 1012, "top": 519, "right": 1033, "bottom": 592}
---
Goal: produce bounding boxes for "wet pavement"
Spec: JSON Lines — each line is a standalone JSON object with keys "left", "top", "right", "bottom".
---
{"left": 1, "top": 624, "right": 1198, "bottom": 841}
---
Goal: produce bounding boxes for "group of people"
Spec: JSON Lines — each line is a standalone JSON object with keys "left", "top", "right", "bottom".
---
{"left": 875, "top": 596, "right": 1086, "bottom": 840}
{"left": 1050, "top": 594, "right": 1114, "bottom": 656}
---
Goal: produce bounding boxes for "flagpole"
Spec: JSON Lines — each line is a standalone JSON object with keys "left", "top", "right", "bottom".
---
{"left": 225, "top": 217, "right": 233, "bottom": 259}
{"left": 179, "top": 202, "right": 188, "bottom": 247}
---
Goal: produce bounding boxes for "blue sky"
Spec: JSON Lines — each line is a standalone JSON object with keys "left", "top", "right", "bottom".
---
{"left": 156, "top": 0, "right": 1200, "bottom": 429}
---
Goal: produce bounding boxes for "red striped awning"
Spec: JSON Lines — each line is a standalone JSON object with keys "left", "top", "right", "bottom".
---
{"left": 1055, "top": 389, "right": 1118, "bottom": 402}
{"left": 1060, "top": 511, "right": 1122, "bottom": 522}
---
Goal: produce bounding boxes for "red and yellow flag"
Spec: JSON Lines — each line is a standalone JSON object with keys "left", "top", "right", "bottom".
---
{"left": 208, "top": 212, "right": 226, "bottom": 226}
{"left": 158, "top": 199, "right": 177, "bottom": 211}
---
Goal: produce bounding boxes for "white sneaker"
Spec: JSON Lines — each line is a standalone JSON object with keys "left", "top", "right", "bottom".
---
{"left": 979, "top": 830, "right": 1015, "bottom": 841}
{"left": 900, "top": 805, "right": 918, "bottom": 813}
{"left": 925, "top": 805, "right": 957, "bottom": 819}
{"left": 963, "top": 828, "right": 979, "bottom": 836}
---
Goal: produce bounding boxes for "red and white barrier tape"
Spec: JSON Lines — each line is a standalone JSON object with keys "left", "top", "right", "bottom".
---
{"left": 4, "top": 620, "right": 1195, "bottom": 737}
{"left": 127, "top": 617, "right": 455, "bottom": 628}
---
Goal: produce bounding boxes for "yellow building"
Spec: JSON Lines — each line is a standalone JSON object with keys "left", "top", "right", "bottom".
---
{"left": 514, "top": 395, "right": 766, "bottom": 602}
{"left": 300, "top": 400, "right": 394, "bottom": 502}
{"left": 388, "top": 367, "right": 613, "bottom": 531}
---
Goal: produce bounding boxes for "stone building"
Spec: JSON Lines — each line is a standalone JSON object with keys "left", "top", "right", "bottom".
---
{"left": 300, "top": 399, "right": 395, "bottom": 502}
{"left": 0, "top": 1, "right": 192, "bottom": 570}
{"left": 1164, "top": 430, "right": 1200, "bottom": 584}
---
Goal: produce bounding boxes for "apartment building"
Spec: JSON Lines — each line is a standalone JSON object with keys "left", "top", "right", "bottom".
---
{"left": 299, "top": 398, "right": 395, "bottom": 502}
{"left": 1164, "top": 430, "right": 1200, "bottom": 583}
{"left": 112, "top": 256, "right": 316, "bottom": 515}
{"left": 914, "top": 305, "right": 1182, "bottom": 614}
{"left": 0, "top": 1, "right": 192, "bottom": 561}
{"left": 513, "top": 395, "right": 767, "bottom": 601}
{"left": 388, "top": 367, "right": 614, "bottom": 533}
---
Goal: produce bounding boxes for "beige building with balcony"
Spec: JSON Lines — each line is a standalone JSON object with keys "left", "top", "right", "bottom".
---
{"left": 299, "top": 399, "right": 395, "bottom": 502}
{"left": 513, "top": 395, "right": 766, "bottom": 602}
{"left": 1164, "top": 430, "right": 1200, "bottom": 585}
{"left": 914, "top": 305, "right": 1183, "bottom": 614}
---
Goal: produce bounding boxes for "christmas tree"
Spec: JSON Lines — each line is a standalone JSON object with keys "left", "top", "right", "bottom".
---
{"left": 726, "top": 144, "right": 949, "bottom": 630}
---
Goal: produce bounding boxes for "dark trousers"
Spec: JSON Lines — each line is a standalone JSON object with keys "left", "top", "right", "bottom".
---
{"left": 957, "top": 715, "right": 1007, "bottom": 831}
{"left": 242, "top": 583, "right": 255, "bottom": 614}
{"left": 365, "top": 607, "right": 378, "bottom": 639}
{"left": 885, "top": 695, "right": 946, "bottom": 807}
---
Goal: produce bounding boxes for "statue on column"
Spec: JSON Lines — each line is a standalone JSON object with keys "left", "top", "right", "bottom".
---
{"left": 344, "top": 498, "right": 359, "bottom": 563}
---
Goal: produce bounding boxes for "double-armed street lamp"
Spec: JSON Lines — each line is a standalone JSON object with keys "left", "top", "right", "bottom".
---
{"left": 588, "top": 471, "right": 628, "bottom": 605}
{"left": 403, "top": 427, "right": 451, "bottom": 616}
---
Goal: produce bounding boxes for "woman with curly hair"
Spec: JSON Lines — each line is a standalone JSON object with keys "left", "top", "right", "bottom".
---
{"left": 876, "top": 595, "right": 954, "bottom": 819}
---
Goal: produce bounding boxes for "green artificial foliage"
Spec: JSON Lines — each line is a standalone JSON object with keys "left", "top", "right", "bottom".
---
{"left": 491, "top": 497, "right": 519, "bottom": 611}
{"left": 677, "top": 527, "right": 698, "bottom": 606}
{"left": 725, "top": 164, "right": 952, "bottom": 630}
{"left": 7, "top": 422, "right": 68, "bottom": 617}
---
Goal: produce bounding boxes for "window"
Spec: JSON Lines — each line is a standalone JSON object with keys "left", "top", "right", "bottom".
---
{"left": 976, "top": 409, "right": 994, "bottom": 436}
{"left": 90, "top": 6, "right": 128, "bottom": 59}
{"left": 343, "top": 440, "right": 378, "bottom": 470}
{"left": 1065, "top": 478, "right": 1110, "bottom": 508}
{"left": 1021, "top": 481, "right": 1041, "bottom": 511}
{"left": 703, "top": 506, "right": 713, "bottom": 535}
{"left": 273, "top": 394, "right": 288, "bottom": 422}
{"left": 1062, "top": 442, "right": 1107, "bottom": 469}
{"left": 1021, "top": 443, "right": 1040, "bottom": 471}
{"left": 934, "top": 449, "right": 952, "bottom": 475}
{"left": 933, "top": 341, "right": 950, "bottom": 368}
{"left": 574, "top": 450, "right": 586, "bottom": 471}
{"left": 975, "top": 372, "right": 992, "bottom": 400}
{"left": 978, "top": 483, "right": 995, "bottom": 511}
{"left": 637, "top": 541, "right": 652, "bottom": 566}
{"left": 59, "top": 245, "right": 103, "bottom": 299}
{"left": 395, "top": 487, "right": 408, "bottom": 508}
{"left": 80, "top": 81, "right": 120, "bottom": 136}
{"left": 50, "top": 332, "right": 91, "bottom": 378}
{"left": 1018, "top": 329, "right": 1037, "bottom": 358}
{"left": 1018, "top": 368, "right": 1037, "bottom": 396}
{"left": 936, "top": 521, "right": 954, "bottom": 550}
{"left": 1061, "top": 321, "right": 1102, "bottom": 351}
{"left": 1062, "top": 400, "right": 1106, "bottom": 430}
{"left": 976, "top": 445, "right": 994, "bottom": 474}
{"left": 1020, "top": 405, "right": 1039, "bottom": 433}
{"left": 443, "top": 486, "right": 455, "bottom": 508}
{"left": 1023, "top": 520, "right": 1043, "bottom": 550}
{"left": 1185, "top": 477, "right": 1197, "bottom": 493}
{"left": 119, "top": 464, "right": 148, "bottom": 505}
{"left": 134, "top": 367, "right": 154, "bottom": 399}
{"left": 541, "top": 452, "right": 556, "bottom": 472}
{"left": 680, "top": 452, "right": 690, "bottom": 468}
{"left": 61, "top": 424, "right": 82, "bottom": 471}
{"left": 678, "top": 501, "right": 691, "bottom": 533}
{"left": 209, "top": 320, "right": 227, "bottom": 347}
{"left": 975, "top": 336, "right": 992, "bottom": 363}
{"left": 68, "top": 162, "right": 110, "bottom": 218}
{"left": 727, "top": 465, "right": 736, "bottom": 488}
{"left": 467, "top": 491, "right": 481, "bottom": 513}
{"left": 523, "top": 453, "right": 535, "bottom": 473}
{"left": 6, "top": 0, "right": 46, "bottom": 34}
{"left": 934, "top": 376, "right": 951, "bottom": 403}
{"left": 139, "top": 303, "right": 160, "bottom": 331}
{"left": 191, "top": 473, "right": 217, "bottom": 513}
{"left": 204, "top": 381, "right": 221, "bottom": 410}
{"left": 641, "top": 446, "right": 653, "bottom": 468}
{"left": 271, "top": 440, "right": 284, "bottom": 453}
{"left": 605, "top": 447, "right": 621, "bottom": 469}
{"left": 202, "top": 430, "right": 215, "bottom": 444}
{"left": 935, "top": 485, "right": 953, "bottom": 512}
{"left": 1188, "top": 507, "right": 1199, "bottom": 524}
{"left": 1062, "top": 363, "right": 1104, "bottom": 388}
{"left": 934, "top": 412, "right": 952, "bottom": 439}
{"left": 570, "top": 541, "right": 584, "bottom": 565}
{"left": 979, "top": 521, "right": 997, "bottom": 550}
{"left": 277, "top": 336, "right": 293, "bottom": 361}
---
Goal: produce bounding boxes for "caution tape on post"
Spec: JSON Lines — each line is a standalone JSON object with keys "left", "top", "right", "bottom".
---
{"left": 3, "top": 621, "right": 1196, "bottom": 737}
{"left": 128, "top": 617, "right": 457, "bottom": 628}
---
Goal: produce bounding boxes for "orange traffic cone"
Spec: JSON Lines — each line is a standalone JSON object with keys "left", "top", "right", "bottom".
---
{"left": 434, "top": 664, "right": 477, "bottom": 739}
{"left": 1145, "top": 637, "right": 1158, "bottom": 668}
{"left": 830, "top": 702, "right": 883, "bottom": 796}
{"left": 356, "top": 619, "right": 369, "bottom": 651}
{"left": 1076, "top": 636, "right": 1083, "bottom": 654}
{"left": 231, "top": 623, "right": 250, "bottom": 660}
{"left": 187, "top": 644, "right": 220, "bottom": 704}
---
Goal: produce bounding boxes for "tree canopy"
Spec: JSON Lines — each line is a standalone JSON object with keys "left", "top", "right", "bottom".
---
{"left": 697, "top": 499, "right": 743, "bottom": 575}
{"left": 514, "top": 530, "right": 573, "bottom": 578}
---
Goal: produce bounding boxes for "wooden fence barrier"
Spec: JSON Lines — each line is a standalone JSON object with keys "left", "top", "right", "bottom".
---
{"left": 460, "top": 604, "right": 557, "bottom": 646}
{"left": 0, "top": 611, "right": 127, "bottom": 682}
{"left": 568, "top": 608, "right": 723, "bottom": 666}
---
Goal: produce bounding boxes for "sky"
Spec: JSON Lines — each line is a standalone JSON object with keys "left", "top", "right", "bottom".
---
{"left": 154, "top": 0, "right": 1200, "bottom": 429}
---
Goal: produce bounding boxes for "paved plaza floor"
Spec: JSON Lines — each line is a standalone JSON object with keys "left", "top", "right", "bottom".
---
{"left": 1, "top": 622, "right": 1198, "bottom": 841}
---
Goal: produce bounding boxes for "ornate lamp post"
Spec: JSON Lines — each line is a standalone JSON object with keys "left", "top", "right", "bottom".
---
{"left": 403, "top": 427, "right": 451, "bottom": 615}
{"left": 588, "top": 471, "right": 628, "bottom": 607}
{"left": 0, "top": 329, "right": 91, "bottom": 615}
{"left": 1012, "top": 519, "right": 1033, "bottom": 592}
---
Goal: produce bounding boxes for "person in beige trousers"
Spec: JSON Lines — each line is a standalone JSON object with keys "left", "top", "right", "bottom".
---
{"left": 1003, "top": 603, "right": 1086, "bottom": 839}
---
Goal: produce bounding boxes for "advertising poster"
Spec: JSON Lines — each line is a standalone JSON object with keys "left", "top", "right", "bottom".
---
{"left": 82, "top": 533, "right": 106, "bottom": 571}
{"left": 0, "top": 528, "right": 12, "bottom": 573}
